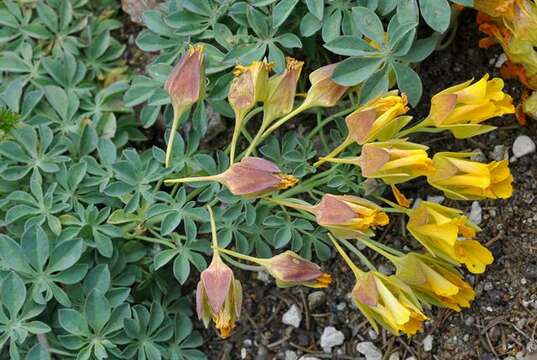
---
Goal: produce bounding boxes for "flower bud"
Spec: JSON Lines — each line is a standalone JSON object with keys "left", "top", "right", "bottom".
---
{"left": 196, "top": 255, "right": 242, "bottom": 338}
{"left": 312, "top": 194, "right": 389, "bottom": 238}
{"left": 229, "top": 60, "right": 272, "bottom": 120}
{"left": 427, "top": 152, "right": 513, "bottom": 200}
{"left": 264, "top": 57, "right": 304, "bottom": 123}
{"left": 359, "top": 140, "right": 434, "bottom": 185}
{"left": 258, "top": 251, "right": 331, "bottom": 288}
{"left": 218, "top": 157, "right": 298, "bottom": 197}
{"left": 165, "top": 44, "right": 205, "bottom": 112}
{"left": 346, "top": 92, "right": 409, "bottom": 145}
{"left": 302, "top": 63, "right": 348, "bottom": 108}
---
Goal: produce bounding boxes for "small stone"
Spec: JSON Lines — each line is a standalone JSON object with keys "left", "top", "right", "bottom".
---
{"left": 282, "top": 305, "right": 302, "bottom": 328}
{"left": 241, "top": 348, "right": 247, "bottom": 359}
{"left": 484, "top": 282, "right": 494, "bottom": 291}
{"left": 257, "top": 271, "right": 271, "bottom": 283}
{"left": 512, "top": 135, "right": 536, "bottom": 158}
{"left": 243, "top": 339, "right": 252, "bottom": 347}
{"left": 378, "top": 263, "right": 393, "bottom": 275}
{"left": 388, "top": 352, "right": 400, "bottom": 360}
{"left": 356, "top": 341, "right": 382, "bottom": 360}
{"left": 469, "top": 201, "right": 482, "bottom": 225}
{"left": 307, "top": 291, "right": 326, "bottom": 310}
{"left": 320, "top": 326, "right": 345, "bottom": 353}
{"left": 491, "top": 145, "right": 508, "bottom": 161}
{"left": 406, "top": 357, "right": 417, "bottom": 360}
{"left": 471, "top": 148, "right": 487, "bottom": 163}
{"left": 367, "top": 328, "right": 378, "bottom": 340}
{"left": 336, "top": 302, "right": 347, "bottom": 311}
{"left": 285, "top": 350, "right": 298, "bottom": 360}
{"left": 495, "top": 53, "right": 508, "bottom": 68}
{"left": 521, "top": 278, "right": 527, "bottom": 285}
{"left": 465, "top": 316, "right": 475, "bottom": 326}
{"left": 299, "top": 357, "right": 321, "bottom": 360}
{"left": 423, "top": 334, "right": 433, "bottom": 352}
{"left": 426, "top": 195, "right": 445, "bottom": 204}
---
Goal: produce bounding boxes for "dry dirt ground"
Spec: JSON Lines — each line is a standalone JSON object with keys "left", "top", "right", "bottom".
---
{"left": 198, "top": 10, "right": 537, "bottom": 360}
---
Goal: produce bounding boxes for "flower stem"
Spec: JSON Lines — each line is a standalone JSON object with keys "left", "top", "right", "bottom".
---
{"left": 328, "top": 234, "right": 364, "bottom": 278}
{"left": 242, "top": 112, "right": 271, "bottom": 159}
{"left": 356, "top": 235, "right": 402, "bottom": 263}
{"left": 264, "top": 197, "right": 313, "bottom": 212}
{"left": 164, "top": 174, "right": 221, "bottom": 185}
{"left": 221, "top": 253, "right": 264, "bottom": 272}
{"left": 307, "top": 107, "right": 355, "bottom": 139}
{"left": 340, "top": 239, "right": 376, "bottom": 272}
{"left": 217, "top": 247, "right": 265, "bottom": 266}
{"left": 374, "top": 195, "right": 412, "bottom": 215}
{"left": 314, "top": 136, "right": 354, "bottom": 168}
{"left": 207, "top": 205, "right": 219, "bottom": 252}
{"left": 165, "top": 106, "right": 187, "bottom": 168}
{"left": 259, "top": 102, "right": 309, "bottom": 142}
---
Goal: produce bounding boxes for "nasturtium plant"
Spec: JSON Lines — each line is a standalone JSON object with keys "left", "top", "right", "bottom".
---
{"left": 0, "top": 0, "right": 514, "bottom": 358}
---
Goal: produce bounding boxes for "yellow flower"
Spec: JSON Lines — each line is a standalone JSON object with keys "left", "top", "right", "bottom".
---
{"left": 352, "top": 272, "right": 426, "bottom": 336}
{"left": 302, "top": 63, "right": 348, "bottom": 108}
{"left": 407, "top": 201, "right": 493, "bottom": 273}
{"left": 313, "top": 92, "right": 409, "bottom": 167}
{"left": 196, "top": 254, "right": 242, "bottom": 338}
{"left": 427, "top": 74, "right": 514, "bottom": 138}
{"left": 395, "top": 253, "right": 475, "bottom": 311}
{"left": 346, "top": 92, "right": 410, "bottom": 144}
{"left": 263, "top": 57, "right": 304, "bottom": 123}
{"left": 427, "top": 152, "right": 513, "bottom": 200}
{"left": 358, "top": 140, "right": 434, "bottom": 185}
{"left": 312, "top": 194, "right": 389, "bottom": 238}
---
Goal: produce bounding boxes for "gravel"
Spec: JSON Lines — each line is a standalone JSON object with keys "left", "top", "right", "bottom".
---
{"left": 356, "top": 341, "right": 383, "bottom": 360}
{"left": 512, "top": 135, "right": 536, "bottom": 158}
{"left": 282, "top": 305, "right": 302, "bottom": 328}
{"left": 423, "top": 334, "right": 433, "bottom": 352}
{"left": 307, "top": 291, "right": 326, "bottom": 310}
{"left": 320, "top": 326, "right": 345, "bottom": 353}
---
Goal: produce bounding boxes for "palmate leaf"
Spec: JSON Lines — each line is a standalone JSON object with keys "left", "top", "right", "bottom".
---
{"left": 0, "top": 226, "right": 86, "bottom": 306}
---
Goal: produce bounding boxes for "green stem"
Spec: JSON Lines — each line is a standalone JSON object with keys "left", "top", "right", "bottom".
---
{"left": 218, "top": 247, "right": 265, "bottom": 265}
{"left": 131, "top": 235, "right": 176, "bottom": 249}
{"left": 207, "top": 205, "right": 219, "bottom": 252}
{"left": 242, "top": 112, "right": 271, "bottom": 159}
{"left": 374, "top": 195, "right": 412, "bottom": 215}
{"left": 314, "top": 136, "right": 354, "bottom": 168}
{"left": 229, "top": 115, "right": 244, "bottom": 165}
{"left": 165, "top": 106, "right": 188, "bottom": 168}
{"left": 328, "top": 234, "right": 364, "bottom": 278}
{"left": 264, "top": 197, "right": 314, "bottom": 212}
{"left": 307, "top": 107, "right": 355, "bottom": 139}
{"left": 259, "top": 103, "right": 309, "bottom": 142}
{"left": 356, "top": 235, "right": 401, "bottom": 263}
{"left": 340, "top": 239, "right": 376, "bottom": 272}
{"left": 221, "top": 253, "right": 264, "bottom": 272}
{"left": 394, "top": 117, "right": 433, "bottom": 139}
{"left": 164, "top": 174, "right": 221, "bottom": 185}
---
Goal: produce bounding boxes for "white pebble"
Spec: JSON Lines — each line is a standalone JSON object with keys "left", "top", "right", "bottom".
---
{"left": 512, "top": 135, "right": 536, "bottom": 158}
{"left": 320, "top": 326, "right": 345, "bottom": 353}
{"left": 241, "top": 348, "right": 247, "bottom": 359}
{"left": 426, "top": 195, "right": 444, "bottom": 204}
{"left": 423, "top": 334, "right": 433, "bottom": 352}
{"left": 356, "top": 341, "right": 382, "bottom": 360}
{"left": 285, "top": 350, "right": 298, "bottom": 360}
{"left": 495, "top": 53, "right": 507, "bottom": 68}
{"left": 388, "top": 352, "right": 400, "bottom": 360}
{"left": 282, "top": 305, "right": 302, "bottom": 328}
{"left": 469, "top": 201, "right": 482, "bottom": 225}
{"left": 257, "top": 271, "right": 271, "bottom": 283}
